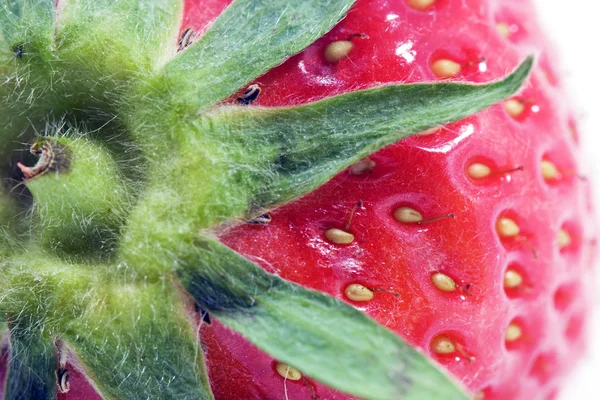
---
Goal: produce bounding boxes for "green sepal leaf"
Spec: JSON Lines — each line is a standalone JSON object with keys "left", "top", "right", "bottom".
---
{"left": 0, "top": 0, "right": 54, "bottom": 52}
{"left": 203, "top": 57, "right": 533, "bottom": 214}
{"left": 0, "top": 251, "right": 214, "bottom": 400}
{"left": 178, "top": 236, "right": 469, "bottom": 400}
{"left": 0, "top": 0, "right": 55, "bottom": 154}
{"left": 3, "top": 326, "right": 57, "bottom": 400}
{"left": 160, "top": 0, "right": 357, "bottom": 110}
{"left": 57, "top": 0, "right": 183, "bottom": 71}
{"left": 63, "top": 283, "right": 214, "bottom": 400}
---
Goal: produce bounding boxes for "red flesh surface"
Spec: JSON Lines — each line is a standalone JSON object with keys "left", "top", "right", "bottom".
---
{"left": 4, "top": 0, "right": 595, "bottom": 399}
{"left": 191, "top": 0, "right": 596, "bottom": 399}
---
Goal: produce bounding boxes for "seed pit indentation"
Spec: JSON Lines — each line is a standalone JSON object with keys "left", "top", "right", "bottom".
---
{"left": 553, "top": 283, "right": 579, "bottom": 312}
{"left": 530, "top": 353, "right": 556, "bottom": 384}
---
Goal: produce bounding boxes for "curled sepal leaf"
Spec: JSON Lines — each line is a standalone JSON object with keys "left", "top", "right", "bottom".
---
{"left": 200, "top": 57, "right": 534, "bottom": 216}
{"left": 63, "top": 283, "right": 214, "bottom": 400}
{"left": 3, "top": 326, "right": 57, "bottom": 400}
{"left": 161, "top": 0, "right": 357, "bottom": 110}
{"left": 178, "top": 236, "right": 469, "bottom": 400}
{"left": 20, "top": 134, "right": 130, "bottom": 258}
{"left": 57, "top": 0, "right": 183, "bottom": 71}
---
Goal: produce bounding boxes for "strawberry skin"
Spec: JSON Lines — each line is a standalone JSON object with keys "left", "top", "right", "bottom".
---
{"left": 182, "top": 0, "right": 596, "bottom": 399}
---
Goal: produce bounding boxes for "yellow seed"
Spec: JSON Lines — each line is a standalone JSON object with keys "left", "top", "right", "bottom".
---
{"left": 349, "top": 158, "right": 376, "bottom": 175}
{"left": 325, "top": 228, "right": 355, "bottom": 245}
{"left": 431, "top": 272, "right": 456, "bottom": 292}
{"left": 496, "top": 22, "right": 511, "bottom": 37}
{"left": 431, "top": 335, "right": 456, "bottom": 354}
{"left": 505, "top": 323, "right": 522, "bottom": 342}
{"left": 504, "top": 269, "right": 523, "bottom": 289}
{"left": 393, "top": 207, "right": 423, "bottom": 223}
{"left": 344, "top": 284, "right": 374, "bottom": 302}
{"left": 541, "top": 160, "right": 559, "bottom": 180}
{"left": 496, "top": 217, "right": 520, "bottom": 237}
{"left": 467, "top": 163, "right": 492, "bottom": 179}
{"left": 418, "top": 127, "right": 440, "bottom": 136}
{"left": 406, "top": 0, "right": 437, "bottom": 11}
{"left": 504, "top": 98, "right": 525, "bottom": 118}
{"left": 324, "top": 40, "right": 354, "bottom": 64}
{"left": 474, "top": 391, "right": 486, "bottom": 400}
{"left": 558, "top": 229, "right": 571, "bottom": 249}
{"left": 431, "top": 59, "right": 462, "bottom": 79}
{"left": 276, "top": 363, "right": 302, "bottom": 381}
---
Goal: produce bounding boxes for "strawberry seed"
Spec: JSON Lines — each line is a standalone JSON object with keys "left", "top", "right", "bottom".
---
{"left": 541, "top": 160, "right": 559, "bottom": 181}
{"left": 431, "top": 272, "right": 457, "bottom": 292}
{"left": 504, "top": 98, "right": 525, "bottom": 118}
{"left": 325, "top": 228, "right": 355, "bottom": 244}
{"left": 349, "top": 158, "right": 376, "bottom": 175}
{"left": 324, "top": 41, "right": 354, "bottom": 64}
{"left": 406, "top": 0, "right": 437, "bottom": 11}
{"left": 557, "top": 229, "right": 571, "bottom": 249}
{"left": 505, "top": 323, "right": 522, "bottom": 342}
{"left": 276, "top": 363, "right": 302, "bottom": 381}
{"left": 431, "top": 335, "right": 456, "bottom": 355}
{"left": 431, "top": 59, "right": 462, "bottom": 79}
{"left": 344, "top": 284, "right": 374, "bottom": 302}
{"left": 504, "top": 269, "right": 523, "bottom": 289}
{"left": 496, "top": 23, "right": 511, "bottom": 37}
{"left": 468, "top": 163, "right": 492, "bottom": 179}
{"left": 496, "top": 217, "right": 520, "bottom": 237}
{"left": 393, "top": 207, "right": 423, "bottom": 223}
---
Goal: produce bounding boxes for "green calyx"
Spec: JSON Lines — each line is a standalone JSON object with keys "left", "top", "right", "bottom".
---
{"left": 0, "top": 0, "right": 533, "bottom": 399}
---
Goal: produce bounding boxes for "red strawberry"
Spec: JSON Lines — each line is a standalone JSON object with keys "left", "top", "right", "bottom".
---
{"left": 0, "top": 0, "right": 591, "bottom": 400}
{"left": 180, "top": 0, "right": 595, "bottom": 399}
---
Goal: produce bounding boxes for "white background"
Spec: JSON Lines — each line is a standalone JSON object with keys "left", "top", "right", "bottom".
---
{"left": 533, "top": 1, "right": 600, "bottom": 399}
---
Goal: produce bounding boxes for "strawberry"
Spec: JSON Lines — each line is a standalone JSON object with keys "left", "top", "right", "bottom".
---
{"left": 0, "top": 1, "right": 589, "bottom": 400}
{"left": 187, "top": 0, "right": 593, "bottom": 399}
